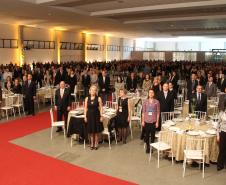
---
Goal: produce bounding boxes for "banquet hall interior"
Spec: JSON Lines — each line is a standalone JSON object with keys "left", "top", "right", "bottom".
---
{"left": 1, "top": 0, "right": 226, "bottom": 185}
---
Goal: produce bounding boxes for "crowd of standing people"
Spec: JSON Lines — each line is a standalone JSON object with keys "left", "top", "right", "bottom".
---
{"left": 0, "top": 60, "right": 226, "bottom": 170}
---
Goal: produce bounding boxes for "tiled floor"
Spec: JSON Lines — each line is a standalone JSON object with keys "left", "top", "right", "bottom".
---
{"left": 11, "top": 126, "right": 226, "bottom": 185}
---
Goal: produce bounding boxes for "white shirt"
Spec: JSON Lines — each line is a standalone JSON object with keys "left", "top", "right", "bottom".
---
{"left": 163, "top": 91, "right": 168, "bottom": 99}
{"left": 60, "top": 88, "right": 64, "bottom": 98}
{"left": 197, "top": 93, "right": 201, "bottom": 100}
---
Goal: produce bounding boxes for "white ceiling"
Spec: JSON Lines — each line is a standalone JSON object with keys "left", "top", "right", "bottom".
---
{"left": 1, "top": 0, "right": 226, "bottom": 38}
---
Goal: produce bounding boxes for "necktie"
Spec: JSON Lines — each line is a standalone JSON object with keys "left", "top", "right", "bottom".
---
{"left": 60, "top": 89, "right": 64, "bottom": 98}
{"left": 198, "top": 93, "right": 201, "bottom": 102}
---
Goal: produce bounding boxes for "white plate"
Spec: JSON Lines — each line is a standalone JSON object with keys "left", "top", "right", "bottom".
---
{"left": 206, "top": 129, "right": 217, "bottom": 135}
{"left": 187, "top": 131, "right": 200, "bottom": 136}
{"left": 173, "top": 118, "right": 183, "bottom": 122}
{"left": 169, "top": 126, "right": 180, "bottom": 132}
{"left": 165, "top": 120, "right": 176, "bottom": 126}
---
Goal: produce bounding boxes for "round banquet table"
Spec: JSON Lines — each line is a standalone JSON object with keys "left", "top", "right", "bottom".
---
{"left": 161, "top": 119, "right": 219, "bottom": 164}
{"left": 67, "top": 108, "right": 117, "bottom": 138}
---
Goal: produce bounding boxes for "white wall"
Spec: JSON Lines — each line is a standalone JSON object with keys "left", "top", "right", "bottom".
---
{"left": 123, "top": 38, "right": 134, "bottom": 59}
{"left": 0, "top": 23, "right": 134, "bottom": 64}
{"left": 23, "top": 27, "right": 56, "bottom": 63}
{"left": 86, "top": 34, "right": 105, "bottom": 62}
{"left": 107, "top": 37, "right": 120, "bottom": 61}
{"left": 60, "top": 31, "right": 83, "bottom": 62}
{"left": 177, "top": 41, "right": 199, "bottom": 51}
{"left": 200, "top": 40, "right": 225, "bottom": 51}
{"left": 0, "top": 23, "right": 19, "bottom": 64}
{"left": 155, "top": 42, "right": 176, "bottom": 51}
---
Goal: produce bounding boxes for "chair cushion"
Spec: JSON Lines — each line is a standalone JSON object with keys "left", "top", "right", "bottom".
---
{"left": 150, "top": 142, "right": 171, "bottom": 151}
{"left": 1, "top": 106, "right": 13, "bottom": 110}
{"left": 131, "top": 116, "right": 140, "bottom": 121}
{"left": 52, "top": 121, "right": 65, "bottom": 126}
{"left": 184, "top": 150, "right": 204, "bottom": 160}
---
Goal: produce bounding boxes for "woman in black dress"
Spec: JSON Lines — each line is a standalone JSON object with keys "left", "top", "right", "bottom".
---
{"left": 116, "top": 89, "right": 131, "bottom": 144}
{"left": 67, "top": 70, "right": 77, "bottom": 95}
{"left": 84, "top": 85, "right": 103, "bottom": 150}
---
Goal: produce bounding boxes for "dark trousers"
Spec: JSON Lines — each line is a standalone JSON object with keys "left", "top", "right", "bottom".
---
{"left": 100, "top": 92, "right": 108, "bottom": 106}
{"left": 57, "top": 109, "right": 68, "bottom": 130}
{"left": 25, "top": 97, "right": 35, "bottom": 115}
{"left": 84, "top": 86, "right": 89, "bottom": 98}
{"left": 144, "top": 122, "right": 156, "bottom": 149}
{"left": 217, "top": 131, "right": 226, "bottom": 168}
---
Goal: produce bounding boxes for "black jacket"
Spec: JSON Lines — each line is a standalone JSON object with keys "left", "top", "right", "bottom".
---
{"left": 98, "top": 75, "right": 110, "bottom": 94}
{"left": 126, "top": 77, "right": 137, "bottom": 92}
{"left": 189, "top": 93, "right": 207, "bottom": 113}
{"left": 55, "top": 88, "right": 71, "bottom": 111}
{"left": 82, "top": 74, "right": 91, "bottom": 88}
{"left": 157, "top": 91, "right": 174, "bottom": 112}
{"left": 187, "top": 79, "right": 198, "bottom": 100}
{"left": 23, "top": 81, "right": 36, "bottom": 99}
{"left": 13, "top": 84, "right": 22, "bottom": 94}
{"left": 217, "top": 78, "right": 226, "bottom": 92}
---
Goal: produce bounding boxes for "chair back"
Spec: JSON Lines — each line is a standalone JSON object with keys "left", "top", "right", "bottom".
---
{"left": 185, "top": 136, "right": 206, "bottom": 154}
{"left": 5, "top": 96, "right": 14, "bottom": 106}
{"left": 73, "top": 85, "right": 77, "bottom": 94}
{"left": 158, "top": 130, "right": 174, "bottom": 148}
{"left": 161, "top": 112, "right": 175, "bottom": 124}
{"left": 106, "top": 101, "right": 112, "bottom": 108}
{"left": 14, "top": 94, "right": 23, "bottom": 105}
{"left": 112, "top": 102, "right": 118, "bottom": 110}
{"left": 50, "top": 108, "right": 54, "bottom": 124}
{"left": 71, "top": 101, "right": 84, "bottom": 110}
{"left": 194, "top": 111, "right": 206, "bottom": 120}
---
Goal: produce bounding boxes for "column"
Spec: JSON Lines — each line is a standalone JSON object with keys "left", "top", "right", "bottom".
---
{"left": 120, "top": 38, "right": 124, "bottom": 60}
{"left": 18, "top": 25, "right": 24, "bottom": 66}
{"left": 82, "top": 32, "right": 87, "bottom": 62}
{"left": 103, "top": 35, "right": 107, "bottom": 61}
{"left": 55, "top": 30, "right": 61, "bottom": 64}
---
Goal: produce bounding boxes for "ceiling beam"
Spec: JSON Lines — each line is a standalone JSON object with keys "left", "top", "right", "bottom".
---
{"left": 91, "top": 0, "right": 226, "bottom": 16}
{"left": 124, "top": 14, "right": 226, "bottom": 24}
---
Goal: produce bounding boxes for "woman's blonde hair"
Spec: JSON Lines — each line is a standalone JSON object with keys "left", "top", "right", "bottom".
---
{"left": 119, "top": 88, "right": 127, "bottom": 95}
{"left": 89, "top": 85, "right": 98, "bottom": 95}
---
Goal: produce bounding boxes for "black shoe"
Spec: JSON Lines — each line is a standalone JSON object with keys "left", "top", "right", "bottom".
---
{"left": 56, "top": 128, "right": 63, "bottom": 132}
{"left": 123, "top": 140, "right": 127, "bottom": 144}
{"left": 146, "top": 147, "right": 150, "bottom": 154}
{"left": 94, "top": 147, "right": 98, "bottom": 150}
{"left": 217, "top": 166, "right": 224, "bottom": 171}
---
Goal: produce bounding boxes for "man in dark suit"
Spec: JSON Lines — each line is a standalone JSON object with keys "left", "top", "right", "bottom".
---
{"left": 217, "top": 74, "right": 226, "bottom": 92}
{"left": 23, "top": 74, "right": 36, "bottom": 115}
{"left": 205, "top": 76, "right": 217, "bottom": 98}
{"left": 157, "top": 83, "right": 175, "bottom": 131}
{"left": 189, "top": 85, "right": 207, "bottom": 113}
{"left": 82, "top": 70, "right": 91, "bottom": 98}
{"left": 98, "top": 70, "right": 110, "bottom": 105}
{"left": 170, "top": 71, "right": 178, "bottom": 93}
{"left": 169, "top": 82, "right": 177, "bottom": 100}
{"left": 187, "top": 73, "right": 198, "bottom": 100}
{"left": 126, "top": 72, "right": 137, "bottom": 92}
{"left": 12, "top": 78, "right": 22, "bottom": 94}
{"left": 54, "top": 81, "right": 71, "bottom": 132}
{"left": 54, "top": 66, "right": 66, "bottom": 86}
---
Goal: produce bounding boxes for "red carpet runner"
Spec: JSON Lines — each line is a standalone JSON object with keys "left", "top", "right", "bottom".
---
{"left": 0, "top": 112, "right": 136, "bottom": 185}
